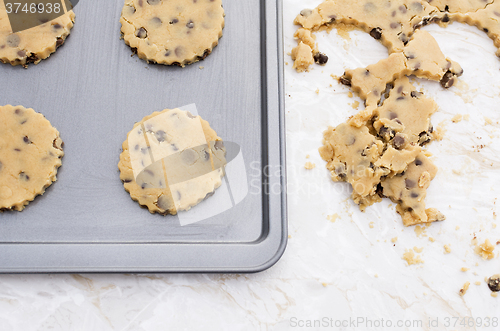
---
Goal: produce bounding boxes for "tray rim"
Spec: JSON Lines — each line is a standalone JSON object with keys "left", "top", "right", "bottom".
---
{"left": 0, "top": 0, "right": 287, "bottom": 274}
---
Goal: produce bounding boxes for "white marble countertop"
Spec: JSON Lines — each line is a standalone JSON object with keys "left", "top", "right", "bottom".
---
{"left": 1, "top": 1, "right": 499, "bottom": 330}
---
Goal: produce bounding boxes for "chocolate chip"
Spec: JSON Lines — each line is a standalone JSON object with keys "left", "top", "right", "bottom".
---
{"left": 418, "top": 132, "right": 432, "bottom": 145}
{"left": 141, "top": 183, "right": 147, "bottom": 189}
{"left": 488, "top": 275, "right": 500, "bottom": 292}
{"left": 135, "top": 144, "right": 139, "bottom": 151}
{"left": 346, "top": 136, "right": 356, "bottom": 146}
{"left": 147, "top": 0, "right": 160, "bottom": 4}
{"left": 369, "top": 27, "right": 382, "bottom": 40}
{"left": 20, "top": 120, "right": 27, "bottom": 125}
{"left": 145, "top": 169, "right": 154, "bottom": 176}
{"left": 393, "top": 134, "right": 406, "bottom": 149}
{"left": 23, "top": 136, "right": 31, "bottom": 144}
{"left": 395, "top": 119, "right": 402, "bottom": 125}
{"left": 440, "top": 71, "right": 455, "bottom": 88}
{"left": 397, "top": 86, "right": 403, "bottom": 93}
{"left": 157, "top": 195, "right": 171, "bottom": 210}
{"left": 176, "top": 191, "right": 182, "bottom": 200}
{"left": 6, "top": 34, "right": 20, "bottom": 48}
{"left": 442, "top": 14, "right": 450, "bottom": 23}
{"left": 414, "top": 62, "right": 421, "bottom": 70}
{"left": 339, "top": 76, "right": 351, "bottom": 86}
{"left": 204, "top": 150, "right": 210, "bottom": 161}
{"left": 411, "top": 192, "right": 419, "bottom": 198}
{"left": 175, "top": 46, "right": 184, "bottom": 57}
{"left": 138, "top": 0, "right": 143, "bottom": 6}
{"left": 389, "top": 112, "right": 398, "bottom": 120}
{"left": 141, "top": 147, "right": 148, "bottom": 154}
{"left": 444, "top": 5, "right": 449, "bottom": 11}
{"left": 484, "top": 28, "right": 489, "bottom": 33}
{"left": 17, "top": 50, "right": 25, "bottom": 58}
{"left": 411, "top": 2, "right": 423, "bottom": 11}
{"left": 150, "top": 17, "right": 162, "bottom": 27}
{"left": 165, "top": 50, "right": 171, "bottom": 56}
{"left": 399, "top": 33, "right": 408, "bottom": 45}
{"left": 125, "top": 5, "right": 136, "bottom": 15}
{"left": 26, "top": 53, "right": 39, "bottom": 64}
{"left": 379, "top": 126, "right": 395, "bottom": 141}
{"left": 135, "top": 27, "right": 148, "bottom": 39}
{"left": 14, "top": 148, "right": 21, "bottom": 152}
{"left": 181, "top": 149, "right": 197, "bottom": 164}
{"left": 123, "top": 178, "right": 132, "bottom": 183}
{"left": 405, "top": 179, "right": 416, "bottom": 189}
{"left": 19, "top": 172, "right": 29, "bottom": 181}
{"left": 396, "top": 96, "right": 405, "bottom": 101}
{"left": 214, "top": 140, "right": 224, "bottom": 150}
{"left": 399, "top": 5, "right": 407, "bottom": 13}
{"left": 15, "top": 108, "right": 22, "bottom": 115}
{"left": 0, "top": 161, "right": 2, "bottom": 171}
{"left": 171, "top": 144, "right": 179, "bottom": 151}
{"left": 155, "top": 130, "right": 166, "bottom": 142}
{"left": 186, "top": 20, "right": 195, "bottom": 29}
{"left": 300, "top": 9, "right": 312, "bottom": 17}
{"left": 328, "top": 15, "right": 336, "bottom": 23}
{"left": 313, "top": 52, "right": 328, "bottom": 65}
{"left": 415, "top": 159, "right": 423, "bottom": 166}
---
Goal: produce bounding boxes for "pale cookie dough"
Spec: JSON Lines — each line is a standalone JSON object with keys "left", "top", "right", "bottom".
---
{"left": 294, "top": 0, "right": 439, "bottom": 55}
{"left": 0, "top": 105, "right": 64, "bottom": 211}
{"left": 119, "top": 108, "right": 226, "bottom": 215}
{"left": 0, "top": 2, "right": 75, "bottom": 67}
{"left": 340, "top": 30, "right": 462, "bottom": 116}
{"left": 120, "top": 0, "right": 224, "bottom": 66}
{"left": 381, "top": 152, "right": 445, "bottom": 226}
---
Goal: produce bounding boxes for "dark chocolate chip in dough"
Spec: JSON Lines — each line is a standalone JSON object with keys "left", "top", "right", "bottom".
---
{"left": 369, "top": 27, "right": 382, "bottom": 40}
{"left": 135, "top": 144, "right": 140, "bottom": 151}
{"left": 203, "top": 150, "right": 210, "bottom": 161}
{"left": 170, "top": 18, "right": 179, "bottom": 24}
{"left": 181, "top": 149, "right": 197, "bottom": 164}
{"left": 389, "top": 112, "right": 398, "bottom": 120}
{"left": 176, "top": 191, "right": 182, "bottom": 200}
{"left": 488, "top": 275, "right": 500, "bottom": 292}
{"left": 339, "top": 76, "right": 351, "bottom": 86}
{"left": 150, "top": 17, "right": 162, "bottom": 27}
{"left": 441, "top": 71, "right": 456, "bottom": 88}
{"left": 138, "top": 0, "right": 143, "bottom": 7}
{"left": 214, "top": 140, "right": 224, "bottom": 150}
{"left": 379, "top": 126, "right": 395, "bottom": 141}
{"left": 397, "top": 86, "right": 403, "bottom": 93}
{"left": 393, "top": 134, "right": 405, "bottom": 149}
{"left": 411, "top": 192, "right": 419, "bottom": 198}
{"left": 6, "top": 34, "right": 20, "bottom": 48}
{"left": 14, "top": 148, "right": 21, "bottom": 152}
{"left": 123, "top": 178, "right": 132, "bottom": 183}
{"left": 186, "top": 20, "right": 195, "bottom": 29}
{"left": 0, "top": 161, "right": 2, "bottom": 171}
{"left": 175, "top": 47, "right": 184, "bottom": 57}
{"left": 53, "top": 24, "right": 63, "bottom": 30}
{"left": 418, "top": 132, "right": 432, "bottom": 145}
{"left": 410, "top": 91, "right": 422, "bottom": 98}
{"left": 147, "top": 0, "right": 160, "bottom": 4}
{"left": 17, "top": 50, "right": 26, "bottom": 58}
{"left": 141, "top": 183, "right": 147, "bottom": 189}
{"left": 399, "top": 5, "right": 407, "bottom": 13}
{"left": 135, "top": 27, "right": 148, "bottom": 39}
{"left": 405, "top": 179, "right": 416, "bottom": 189}
{"left": 411, "top": 2, "right": 423, "bottom": 12}
{"left": 396, "top": 96, "right": 405, "bottom": 101}
{"left": 26, "top": 53, "right": 39, "bottom": 64}
{"left": 23, "top": 136, "right": 31, "bottom": 144}
{"left": 165, "top": 50, "right": 171, "bottom": 56}
{"left": 157, "top": 195, "right": 171, "bottom": 211}
{"left": 346, "top": 136, "right": 356, "bottom": 146}
{"left": 390, "top": 22, "right": 399, "bottom": 29}
{"left": 300, "top": 9, "right": 312, "bottom": 17}
{"left": 145, "top": 169, "right": 154, "bottom": 176}
{"left": 171, "top": 144, "right": 179, "bottom": 151}
{"left": 442, "top": 14, "right": 450, "bottom": 23}
{"left": 19, "top": 172, "right": 30, "bottom": 181}
{"left": 155, "top": 130, "right": 166, "bottom": 142}
{"left": 415, "top": 159, "right": 423, "bottom": 166}
{"left": 313, "top": 52, "right": 329, "bottom": 65}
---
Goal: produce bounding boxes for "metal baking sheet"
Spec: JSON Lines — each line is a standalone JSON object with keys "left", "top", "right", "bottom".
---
{"left": 0, "top": 0, "right": 286, "bottom": 272}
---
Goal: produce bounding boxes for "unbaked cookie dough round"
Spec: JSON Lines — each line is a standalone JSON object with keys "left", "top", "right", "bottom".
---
{"left": 0, "top": 10, "right": 75, "bottom": 67}
{"left": 0, "top": 105, "right": 64, "bottom": 211}
{"left": 119, "top": 0, "right": 224, "bottom": 66}
{"left": 118, "top": 108, "right": 226, "bottom": 215}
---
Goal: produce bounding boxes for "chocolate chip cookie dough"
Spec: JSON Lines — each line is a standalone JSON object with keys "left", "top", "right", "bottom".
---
{"left": 120, "top": 0, "right": 224, "bottom": 66}
{"left": 0, "top": 105, "right": 64, "bottom": 211}
{"left": 119, "top": 108, "right": 226, "bottom": 215}
{"left": 0, "top": 2, "right": 75, "bottom": 67}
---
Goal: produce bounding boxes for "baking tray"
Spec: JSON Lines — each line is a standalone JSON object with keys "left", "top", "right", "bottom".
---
{"left": 0, "top": 0, "right": 287, "bottom": 272}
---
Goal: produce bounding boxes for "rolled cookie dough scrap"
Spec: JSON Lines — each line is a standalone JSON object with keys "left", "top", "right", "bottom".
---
{"left": 381, "top": 152, "right": 445, "bottom": 226}
{"left": 120, "top": 0, "right": 224, "bottom": 66}
{"left": 0, "top": 2, "right": 75, "bottom": 67}
{"left": 340, "top": 30, "right": 462, "bottom": 115}
{"left": 119, "top": 108, "right": 226, "bottom": 215}
{"left": 372, "top": 76, "right": 438, "bottom": 146}
{"left": 0, "top": 105, "right": 64, "bottom": 211}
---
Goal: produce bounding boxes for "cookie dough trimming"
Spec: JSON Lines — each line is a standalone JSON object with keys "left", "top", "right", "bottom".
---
{"left": 120, "top": 0, "right": 225, "bottom": 66}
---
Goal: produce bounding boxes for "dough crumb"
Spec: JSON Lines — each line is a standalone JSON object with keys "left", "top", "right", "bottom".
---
{"left": 322, "top": 282, "right": 328, "bottom": 287}
{"left": 350, "top": 100, "right": 360, "bottom": 109}
{"left": 459, "top": 281, "right": 470, "bottom": 296}
{"left": 455, "top": 226, "right": 460, "bottom": 230}
{"left": 315, "top": 89, "right": 320, "bottom": 94}
{"left": 306, "top": 154, "right": 310, "bottom": 159}
{"left": 199, "top": 66, "right": 204, "bottom": 69}
{"left": 403, "top": 248, "right": 424, "bottom": 265}
{"left": 461, "top": 267, "right": 469, "bottom": 272}
{"left": 429, "top": 237, "right": 435, "bottom": 242}
{"left": 475, "top": 281, "right": 482, "bottom": 286}
{"left": 451, "top": 114, "right": 463, "bottom": 123}
{"left": 485, "top": 117, "right": 493, "bottom": 125}
{"left": 304, "top": 162, "right": 316, "bottom": 170}
{"left": 444, "top": 244, "right": 451, "bottom": 254}
{"left": 414, "top": 225, "right": 427, "bottom": 237}
{"left": 473, "top": 238, "right": 495, "bottom": 260}
{"left": 432, "top": 123, "right": 446, "bottom": 141}
{"left": 327, "top": 214, "right": 339, "bottom": 223}
{"left": 369, "top": 222, "right": 374, "bottom": 228}
{"left": 391, "top": 237, "right": 398, "bottom": 243}
{"left": 492, "top": 292, "right": 498, "bottom": 298}
{"left": 348, "top": 92, "right": 353, "bottom": 98}
{"left": 463, "top": 114, "right": 470, "bottom": 121}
